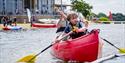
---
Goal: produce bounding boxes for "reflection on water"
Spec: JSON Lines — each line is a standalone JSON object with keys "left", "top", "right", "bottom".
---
{"left": 0, "top": 24, "right": 125, "bottom": 63}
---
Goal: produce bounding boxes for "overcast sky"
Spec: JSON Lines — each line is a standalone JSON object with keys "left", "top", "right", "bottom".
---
{"left": 84, "top": 0, "right": 125, "bottom": 15}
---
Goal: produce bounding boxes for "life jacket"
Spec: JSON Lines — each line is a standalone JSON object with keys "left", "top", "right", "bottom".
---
{"left": 68, "top": 21, "right": 87, "bottom": 39}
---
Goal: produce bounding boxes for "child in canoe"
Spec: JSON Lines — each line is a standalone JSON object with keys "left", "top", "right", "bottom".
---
{"left": 54, "top": 13, "right": 88, "bottom": 43}
{"left": 64, "top": 13, "right": 88, "bottom": 39}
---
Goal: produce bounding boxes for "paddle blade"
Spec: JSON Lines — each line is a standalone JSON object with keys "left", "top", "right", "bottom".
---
{"left": 119, "top": 48, "right": 125, "bottom": 53}
{"left": 17, "top": 54, "right": 36, "bottom": 63}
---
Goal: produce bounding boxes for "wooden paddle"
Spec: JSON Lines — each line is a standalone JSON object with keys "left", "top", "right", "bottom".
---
{"left": 101, "top": 38, "right": 125, "bottom": 53}
{"left": 17, "top": 31, "right": 73, "bottom": 63}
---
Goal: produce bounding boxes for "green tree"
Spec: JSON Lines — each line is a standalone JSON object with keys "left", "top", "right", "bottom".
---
{"left": 71, "top": 0, "right": 93, "bottom": 18}
{"left": 91, "top": 13, "right": 98, "bottom": 17}
{"left": 112, "top": 13, "right": 125, "bottom": 21}
{"left": 97, "top": 13, "right": 107, "bottom": 18}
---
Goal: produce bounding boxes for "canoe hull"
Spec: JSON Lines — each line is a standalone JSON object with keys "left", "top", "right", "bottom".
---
{"left": 32, "top": 23, "right": 56, "bottom": 28}
{"left": 51, "top": 30, "right": 99, "bottom": 62}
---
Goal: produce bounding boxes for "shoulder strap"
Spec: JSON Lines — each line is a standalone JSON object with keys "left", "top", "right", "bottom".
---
{"left": 65, "top": 20, "right": 68, "bottom": 26}
{"left": 78, "top": 21, "right": 82, "bottom": 28}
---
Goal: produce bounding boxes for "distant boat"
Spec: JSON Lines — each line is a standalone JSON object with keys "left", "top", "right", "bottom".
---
{"left": 26, "top": 8, "right": 59, "bottom": 28}
{"left": 31, "top": 19, "right": 59, "bottom": 28}
{"left": 32, "top": 23, "right": 57, "bottom": 28}
{"left": 38, "top": 19, "right": 59, "bottom": 24}
{"left": 3, "top": 25, "right": 22, "bottom": 30}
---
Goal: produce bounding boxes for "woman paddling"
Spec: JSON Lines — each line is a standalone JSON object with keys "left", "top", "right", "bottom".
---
{"left": 55, "top": 9, "right": 68, "bottom": 38}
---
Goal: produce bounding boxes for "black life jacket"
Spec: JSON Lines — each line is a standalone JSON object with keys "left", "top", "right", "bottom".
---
{"left": 69, "top": 21, "right": 87, "bottom": 39}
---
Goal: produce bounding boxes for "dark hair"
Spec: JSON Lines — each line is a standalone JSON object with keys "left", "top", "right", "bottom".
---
{"left": 67, "top": 13, "right": 78, "bottom": 21}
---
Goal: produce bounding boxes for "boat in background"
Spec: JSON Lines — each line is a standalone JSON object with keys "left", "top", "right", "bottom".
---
{"left": 38, "top": 19, "right": 59, "bottom": 24}
{"left": 51, "top": 29, "right": 99, "bottom": 62}
{"left": 3, "top": 25, "right": 22, "bottom": 30}
{"left": 32, "top": 23, "right": 57, "bottom": 28}
{"left": 26, "top": 8, "right": 59, "bottom": 28}
{"left": 31, "top": 19, "right": 59, "bottom": 28}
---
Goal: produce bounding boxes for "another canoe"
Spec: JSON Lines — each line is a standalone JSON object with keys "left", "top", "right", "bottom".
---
{"left": 32, "top": 23, "right": 57, "bottom": 28}
{"left": 3, "top": 26, "right": 22, "bottom": 30}
{"left": 51, "top": 29, "right": 99, "bottom": 62}
{"left": 38, "top": 19, "right": 59, "bottom": 24}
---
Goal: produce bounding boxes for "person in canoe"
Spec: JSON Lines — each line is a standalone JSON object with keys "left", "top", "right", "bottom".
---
{"left": 55, "top": 10, "right": 88, "bottom": 39}
{"left": 55, "top": 13, "right": 88, "bottom": 41}
{"left": 65, "top": 13, "right": 88, "bottom": 39}
{"left": 55, "top": 9, "right": 68, "bottom": 38}
{"left": 6, "top": 16, "right": 12, "bottom": 26}
{"left": 1, "top": 16, "right": 7, "bottom": 27}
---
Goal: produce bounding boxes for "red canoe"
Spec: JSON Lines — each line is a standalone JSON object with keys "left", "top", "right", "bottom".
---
{"left": 3, "top": 26, "right": 22, "bottom": 30}
{"left": 51, "top": 30, "right": 99, "bottom": 62}
{"left": 32, "top": 23, "right": 57, "bottom": 28}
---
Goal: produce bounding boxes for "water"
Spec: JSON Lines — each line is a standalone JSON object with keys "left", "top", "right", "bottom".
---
{"left": 0, "top": 24, "right": 125, "bottom": 63}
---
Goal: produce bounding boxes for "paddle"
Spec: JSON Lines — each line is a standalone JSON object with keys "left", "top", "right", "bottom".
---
{"left": 91, "top": 53, "right": 125, "bottom": 63}
{"left": 17, "top": 31, "right": 73, "bottom": 63}
{"left": 101, "top": 38, "right": 125, "bottom": 53}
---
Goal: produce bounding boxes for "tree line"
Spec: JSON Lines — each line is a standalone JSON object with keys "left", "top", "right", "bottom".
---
{"left": 71, "top": 0, "right": 125, "bottom": 21}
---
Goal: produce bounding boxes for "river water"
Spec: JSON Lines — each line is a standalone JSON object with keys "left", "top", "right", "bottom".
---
{"left": 0, "top": 24, "right": 125, "bottom": 63}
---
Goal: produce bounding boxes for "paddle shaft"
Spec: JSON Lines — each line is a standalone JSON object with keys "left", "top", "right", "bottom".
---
{"left": 101, "top": 38, "right": 124, "bottom": 52}
{"left": 28, "top": 31, "right": 73, "bottom": 62}
{"left": 91, "top": 54, "right": 125, "bottom": 63}
{"left": 28, "top": 44, "right": 53, "bottom": 62}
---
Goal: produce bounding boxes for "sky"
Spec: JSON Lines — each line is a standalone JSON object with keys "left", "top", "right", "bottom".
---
{"left": 84, "top": 0, "right": 125, "bottom": 15}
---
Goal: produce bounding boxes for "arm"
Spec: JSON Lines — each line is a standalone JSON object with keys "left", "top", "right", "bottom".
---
{"left": 79, "top": 27, "right": 87, "bottom": 32}
{"left": 82, "top": 19, "right": 89, "bottom": 28}
{"left": 56, "top": 10, "right": 67, "bottom": 27}
{"left": 73, "top": 22, "right": 88, "bottom": 33}
{"left": 54, "top": 7, "right": 67, "bottom": 19}
{"left": 58, "top": 10, "right": 67, "bottom": 19}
